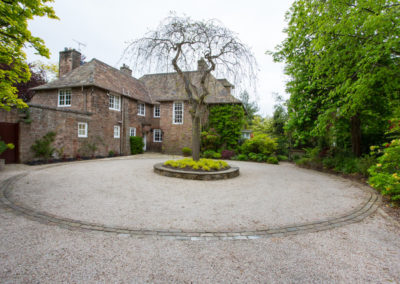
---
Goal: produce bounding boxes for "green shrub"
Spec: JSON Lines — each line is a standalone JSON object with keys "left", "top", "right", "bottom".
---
{"left": 31, "top": 131, "right": 56, "bottom": 160}
{"left": 164, "top": 158, "right": 229, "bottom": 171}
{"left": 182, "top": 147, "right": 192, "bottom": 157}
{"left": 130, "top": 136, "right": 144, "bottom": 155}
{"left": 277, "top": 155, "right": 288, "bottom": 161}
{"left": 108, "top": 150, "right": 115, "bottom": 157}
{"left": 78, "top": 141, "right": 97, "bottom": 158}
{"left": 233, "top": 154, "right": 248, "bottom": 161}
{"left": 241, "top": 134, "right": 277, "bottom": 156}
{"left": 248, "top": 152, "right": 267, "bottom": 162}
{"left": 267, "top": 156, "right": 279, "bottom": 164}
{"left": 201, "top": 130, "right": 220, "bottom": 151}
{"left": 368, "top": 139, "right": 400, "bottom": 201}
{"left": 203, "top": 149, "right": 217, "bottom": 158}
{"left": 0, "top": 139, "right": 14, "bottom": 155}
{"left": 212, "top": 152, "right": 222, "bottom": 159}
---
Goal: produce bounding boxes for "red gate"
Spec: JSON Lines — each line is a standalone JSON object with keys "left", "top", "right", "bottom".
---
{"left": 0, "top": 122, "right": 19, "bottom": 163}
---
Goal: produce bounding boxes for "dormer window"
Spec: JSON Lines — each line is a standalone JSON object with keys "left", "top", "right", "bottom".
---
{"left": 109, "top": 93, "right": 121, "bottom": 111}
{"left": 58, "top": 89, "right": 71, "bottom": 107}
{"left": 138, "top": 103, "right": 145, "bottom": 116}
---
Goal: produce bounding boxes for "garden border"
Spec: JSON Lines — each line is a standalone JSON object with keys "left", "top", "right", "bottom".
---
{"left": 0, "top": 165, "right": 380, "bottom": 241}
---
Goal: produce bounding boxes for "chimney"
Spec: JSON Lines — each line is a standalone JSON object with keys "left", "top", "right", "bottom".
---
{"left": 197, "top": 58, "right": 208, "bottom": 72}
{"left": 120, "top": 64, "right": 132, "bottom": 76}
{"left": 59, "top": 48, "right": 81, "bottom": 77}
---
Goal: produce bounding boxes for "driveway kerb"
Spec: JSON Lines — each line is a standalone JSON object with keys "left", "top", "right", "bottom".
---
{"left": 0, "top": 161, "right": 381, "bottom": 241}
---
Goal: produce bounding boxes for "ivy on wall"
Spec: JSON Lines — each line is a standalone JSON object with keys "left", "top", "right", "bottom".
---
{"left": 206, "top": 104, "right": 245, "bottom": 149}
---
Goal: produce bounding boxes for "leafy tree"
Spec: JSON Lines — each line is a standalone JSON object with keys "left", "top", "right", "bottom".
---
{"left": 15, "top": 63, "right": 47, "bottom": 102}
{"left": 123, "top": 14, "right": 257, "bottom": 160}
{"left": 271, "top": 0, "right": 400, "bottom": 156}
{"left": 252, "top": 115, "right": 273, "bottom": 136}
{"left": 0, "top": 0, "right": 58, "bottom": 111}
{"left": 239, "top": 90, "right": 259, "bottom": 127}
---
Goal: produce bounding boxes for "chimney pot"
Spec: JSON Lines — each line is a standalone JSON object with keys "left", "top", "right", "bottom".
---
{"left": 120, "top": 64, "right": 132, "bottom": 76}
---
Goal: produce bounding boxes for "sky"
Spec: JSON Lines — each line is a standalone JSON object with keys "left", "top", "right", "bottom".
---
{"left": 26, "top": 0, "right": 294, "bottom": 116}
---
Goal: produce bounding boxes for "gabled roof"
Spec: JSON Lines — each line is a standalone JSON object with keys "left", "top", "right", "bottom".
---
{"left": 140, "top": 72, "right": 241, "bottom": 104}
{"left": 32, "top": 59, "right": 152, "bottom": 103}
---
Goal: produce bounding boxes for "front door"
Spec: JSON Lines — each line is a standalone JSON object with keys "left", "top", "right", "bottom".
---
{"left": 143, "top": 134, "right": 146, "bottom": 151}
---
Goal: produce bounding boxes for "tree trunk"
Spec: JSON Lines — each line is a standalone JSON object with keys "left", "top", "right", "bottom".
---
{"left": 192, "top": 115, "right": 201, "bottom": 161}
{"left": 350, "top": 114, "right": 362, "bottom": 157}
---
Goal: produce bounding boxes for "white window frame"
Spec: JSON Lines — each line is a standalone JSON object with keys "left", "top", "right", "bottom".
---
{"left": 78, "top": 122, "right": 87, "bottom": 138}
{"left": 153, "top": 105, "right": 160, "bottom": 118}
{"left": 129, "top": 127, "right": 136, "bottom": 137}
{"left": 153, "top": 129, "right": 162, "bottom": 142}
{"left": 138, "top": 103, "right": 145, "bottom": 116}
{"left": 58, "top": 89, "right": 71, "bottom": 107}
{"left": 109, "top": 93, "right": 121, "bottom": 111}
{"left": 173, "top": 102, "right": 184, "bottom": 124}
{"left": 114, "top": 125, "right": 120, "bottom": 138}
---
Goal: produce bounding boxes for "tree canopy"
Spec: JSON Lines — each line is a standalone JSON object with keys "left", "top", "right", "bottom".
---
{"left": 0, "top": 0, "right": 58, "bottom": 110}
{"left": 271, "top": 0, "right": 400, "bottom": 156}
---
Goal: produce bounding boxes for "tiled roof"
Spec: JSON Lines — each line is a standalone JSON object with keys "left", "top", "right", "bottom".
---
{"left": 32, "top": 59, "right": 152, "bottom": 103}
{"left": 140, "top": 72, "right": 241, "bottom": 104}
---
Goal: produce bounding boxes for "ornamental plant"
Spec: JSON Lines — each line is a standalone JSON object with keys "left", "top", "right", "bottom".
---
{"left": 0, "top": 139, "right": 14, "bottom": 155}
{"left": 164, "top": 158, "right": 229, "bottom": 171}
{"left": 241, "top": 134, "right": 277, "bottom": 156}
{"left": 130, "top": 136, "right": 144, "bottom": 155}
{"left": 368, "top": 139, "right": 400, "bottom": 201}
{"left": 31, "top": 131, "right": 56, "bottom": 160}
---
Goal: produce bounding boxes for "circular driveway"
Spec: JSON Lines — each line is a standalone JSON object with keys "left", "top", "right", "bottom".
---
{"left": 4, "top": 155, "right": 375, "bottom": 234}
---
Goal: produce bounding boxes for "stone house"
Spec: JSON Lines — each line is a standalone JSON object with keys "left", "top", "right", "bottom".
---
{"left": 0, "top": 48, "right": 241, "bottom": 163}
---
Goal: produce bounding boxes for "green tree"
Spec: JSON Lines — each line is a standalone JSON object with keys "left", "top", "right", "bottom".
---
{"left": 0, "top": 0, "right": 58, "bottom": 110}
{"left": 271, "top": 0, "right": 400, "bottom": 156}
{"left": 239, "top": 90, "right": 259, "bottom": 127}
{"left": 252, "top": 115, "right": 273, "bottom": 136}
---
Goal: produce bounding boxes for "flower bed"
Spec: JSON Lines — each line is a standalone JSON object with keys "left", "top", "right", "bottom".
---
{"left": 164, "top": 158, "right": 229, "bottom": 172}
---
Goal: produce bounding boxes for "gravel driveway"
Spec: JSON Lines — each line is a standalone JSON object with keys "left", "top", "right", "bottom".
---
{"left": 0, "top": 154, "right": 399, "bottom": 283}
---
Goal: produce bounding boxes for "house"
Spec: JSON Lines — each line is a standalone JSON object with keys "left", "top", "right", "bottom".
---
{"left": 0, "top": 48, "right": 241, "bottom": 163}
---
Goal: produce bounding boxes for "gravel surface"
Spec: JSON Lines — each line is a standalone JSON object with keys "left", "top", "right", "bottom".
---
{"left": 10, "top": 156, "right": 368, "bottom": 231}
{"left": 1, "top": 154, "right": 399, "bottom": 283}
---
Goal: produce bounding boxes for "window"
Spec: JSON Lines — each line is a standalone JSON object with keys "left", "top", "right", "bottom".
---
{"left": 153, "top": 129, "right": 162, "bottom": 142}
{"left": 154, "top": 105, "right": 160, "bottom": 118}
{"left": 78, "top": 122, "right": 87, "bottom": 138}
{"left": 109, "top": 94, "right": 121, "bottom": 111}
{"left": 114, "top": 125, "right": 120, "bottom": 138}
{"left": 58, "top": 89, "right": 71, "bottom": 107}
{"left": 129, "top": 127, "right": 136, "bottom": 137}
{"left": 173, "top": 102, "right": 184, "bottom": 124}
{"left": 138, "top": 103, "right": 145, "bottom": 116}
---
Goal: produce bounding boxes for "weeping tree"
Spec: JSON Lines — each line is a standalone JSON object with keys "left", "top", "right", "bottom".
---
{"left": 123, "top": 14, "right": 257, "bottom": 160}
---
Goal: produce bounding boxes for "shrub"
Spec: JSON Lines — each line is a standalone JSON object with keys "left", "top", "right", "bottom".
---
{"left": 267, "top": 156, "right": 279, "bottom": 164}
{"left": 31, "top": 131, "right": 56, "bottom": 160}
{"left": 233, "top": 154, "right": 248, "bottom": 161}
{"left": 212, "top": 152, "right": 222, "bottom": 159}
{"left": 277, "top": 155, "right": 288, "bottom": 161}
{"left": 108, "top": 150, "right": 115, "bottom": 157}
{"left": 203, "top": 149, "right": 217, "bottom": 158}
{"left": 130, "top": 136, "right": 144, "bottom": 155}
{"left": 182, "top": 147, "right": 192, "bottom": 156}
{"left": 221, "top": 150, "right": 235, "bottom": 160}
{"left": 241, "top": 134, "right": 277, "bottom": 156}
{"left": 164, "top": 158, "right": 229, "bottom": 171}
{"left": 368, "top": 139, "right": 400, "bottom": 201}
{"left": 248, "top": 152, "right": 267, "bottom": 162}
{"left": 201, "top": 130, "right": 220, "bottom": 151}
{"left": 0, "top": 139, "right": 14, "bottom": 155}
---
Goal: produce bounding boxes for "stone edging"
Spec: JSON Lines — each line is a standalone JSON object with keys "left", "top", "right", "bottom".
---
{"left": 0, "top": 172, "right": 380, "bottom": 241}
{"left": 153, "top": 163, "right": 240, "bottom": 180}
